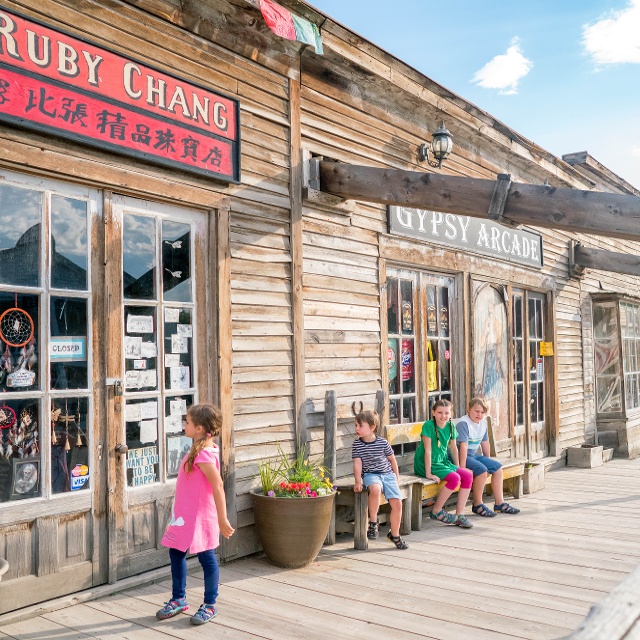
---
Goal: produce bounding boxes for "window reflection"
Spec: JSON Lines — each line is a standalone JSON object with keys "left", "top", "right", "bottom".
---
{"left": 0, "top": 185, "right": 42, "bottom": 288}
{"left": 50, "top": 297, "right": 88, "bottom": 389}
{"left": 123, "top": 215, "right": 156, "bottom": 300}
{"left": 51, "top": 196, "right": 88, "bottom": 290}
{"left": 162, "top": 221, "right": 191, "bottom": 302}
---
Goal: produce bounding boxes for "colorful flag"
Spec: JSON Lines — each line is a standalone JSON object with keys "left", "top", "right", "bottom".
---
{"left": 259, "top": 0, "right": 323, "bottom": 54}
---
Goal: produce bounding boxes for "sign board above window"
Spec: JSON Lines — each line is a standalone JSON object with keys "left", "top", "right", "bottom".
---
{"left": 388, "top": 206, "right": 543, "bottom": 269}
{"left": 0, "top": 8, "right": 240, "bottom": 183}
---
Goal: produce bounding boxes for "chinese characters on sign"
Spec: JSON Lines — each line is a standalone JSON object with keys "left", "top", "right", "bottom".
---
{"left": 0, "top": 9, "right": 240, "bottom": 182}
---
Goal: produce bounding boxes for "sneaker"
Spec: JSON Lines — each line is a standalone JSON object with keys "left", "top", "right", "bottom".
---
{"left": 386, "top": 530, "right": 408, "bottom": 550}
{"left": 190, "top": 603, "right": 217, "bottom": 625}
{"left": 367, "top": 520, "right": 379, "bottom": 539}
{"left": 156, "top": 597, "right": 189, "bottom": 620}
{"left": 454, "top": 514, "right": 473, "bottom": 529}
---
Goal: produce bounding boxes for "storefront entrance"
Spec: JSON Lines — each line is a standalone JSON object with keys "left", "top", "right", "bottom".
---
{"left": 105, "top": 196, "right": 210, "bottom": 582}
{"left": 472, "top": 282, "right": 549, "bottom": 460}
{"left": 0, "top": 172, "right": 211, "bottom": 612}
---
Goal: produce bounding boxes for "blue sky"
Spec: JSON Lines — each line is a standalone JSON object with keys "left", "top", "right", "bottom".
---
{"left": 307, "top": 1, "right": 640, "bottom": 188}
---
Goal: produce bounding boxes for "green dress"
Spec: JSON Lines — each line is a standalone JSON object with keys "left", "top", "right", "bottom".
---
{"left": 414, "top": 419, "right": 459, "bottom": 478}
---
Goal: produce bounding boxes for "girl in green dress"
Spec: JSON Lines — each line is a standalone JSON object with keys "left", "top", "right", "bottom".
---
{"left": 414, "top": 399, "right": 474, "bottom": 528}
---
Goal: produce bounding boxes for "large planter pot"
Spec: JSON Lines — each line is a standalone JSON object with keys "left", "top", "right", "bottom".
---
{"left": 251, "top": 490, "right": 336, "bottom": 568}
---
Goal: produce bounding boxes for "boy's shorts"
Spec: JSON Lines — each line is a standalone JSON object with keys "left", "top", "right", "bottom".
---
{"left": 464, "top": 454, "right": 502, "bottom": 477}
{"left": 363, "top": 472, "right": 402, "bottom": 500}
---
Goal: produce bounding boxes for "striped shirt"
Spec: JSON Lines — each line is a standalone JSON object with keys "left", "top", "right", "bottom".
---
{"left": 352, "top": 436, "right": 393, "bottom": 474}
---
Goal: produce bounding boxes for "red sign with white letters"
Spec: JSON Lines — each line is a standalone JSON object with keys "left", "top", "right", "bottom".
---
{"left": 0, "top": 7, "right": 240, "bottom": 182}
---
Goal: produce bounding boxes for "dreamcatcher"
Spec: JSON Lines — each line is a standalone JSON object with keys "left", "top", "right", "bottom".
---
{"left": 0, "top": 307, "right": 34, "bottom": 347}
{"left": 17, "top": 406, "right": 38, "bottom": 458}
{"left": 0, "top": 300, "right": 36, "bottom": 389}
{"left": 0, "top": 403, "right": 16, "bottom": 460}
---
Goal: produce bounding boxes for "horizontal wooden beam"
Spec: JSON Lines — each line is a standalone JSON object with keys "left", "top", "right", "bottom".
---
{"left": 318, "top": 162, "right": 640, "bottom": 241}
{"left": 574, "top": 244, "right": 640, "bottom": 277}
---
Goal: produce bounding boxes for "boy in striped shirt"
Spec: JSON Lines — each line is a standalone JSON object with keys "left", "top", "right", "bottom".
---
{"left": 352, "top": 410, "right": 408, "bottom": 549}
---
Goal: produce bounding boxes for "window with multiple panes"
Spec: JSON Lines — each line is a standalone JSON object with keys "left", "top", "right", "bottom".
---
{"left": 386, "top": 271, "right": 453, "bottom": 425}
{"left": 0, "top": 174, "right": 95, "bottom": 503}
{"left": 621, "top": 301, "right": 640, "bottom": 410}
{"left": 590, "top": 294, "right": 640, "bottom": 415}
{"left": 122, "top": 210, "right": 196, "bottom": 487}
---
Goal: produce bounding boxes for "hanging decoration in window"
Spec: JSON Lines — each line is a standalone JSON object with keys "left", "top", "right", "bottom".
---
{"left": 0, "top": 307, "right": 34, "bottom": 347}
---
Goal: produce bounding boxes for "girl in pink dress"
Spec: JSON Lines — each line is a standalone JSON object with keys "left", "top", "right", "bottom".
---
{"left": 156, "top": 404, "right": 235, "bottom": 625}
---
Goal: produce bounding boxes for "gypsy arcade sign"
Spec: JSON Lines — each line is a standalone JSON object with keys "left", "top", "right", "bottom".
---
{"left": 388, "top": 206, "right": 543, "bottom": 268}
{"left": 0, "top": 8, "right": 240, "bottom": 182}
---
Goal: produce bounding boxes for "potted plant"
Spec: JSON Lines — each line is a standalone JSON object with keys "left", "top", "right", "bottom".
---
{"left": 252, "top": 447, "right": 336, "bottom": 568}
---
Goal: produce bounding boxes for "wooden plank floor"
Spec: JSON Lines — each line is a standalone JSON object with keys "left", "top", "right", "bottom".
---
{"left": 3, "top": 458, "right": 640, "bottom": 639}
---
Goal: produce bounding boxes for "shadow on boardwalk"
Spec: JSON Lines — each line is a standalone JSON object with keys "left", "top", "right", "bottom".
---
{"left": 2, "top": 458, "right": 639, "bottom": 640}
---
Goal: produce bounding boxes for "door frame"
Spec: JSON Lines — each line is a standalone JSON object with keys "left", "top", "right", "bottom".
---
{"left": 103, "top": 193, "right": 219, "bottom": 582}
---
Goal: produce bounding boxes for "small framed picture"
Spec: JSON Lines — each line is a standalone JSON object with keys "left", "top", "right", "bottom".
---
{"left": 11, "top": 457, "right": 40, "bottom": 500}
{"left": 166, "top": 434, "right": 187, "bottom": 477}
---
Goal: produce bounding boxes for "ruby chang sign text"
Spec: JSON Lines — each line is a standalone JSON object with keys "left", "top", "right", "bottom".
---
{"left": 0, "top": 8, "right": 239, "bottom": 182}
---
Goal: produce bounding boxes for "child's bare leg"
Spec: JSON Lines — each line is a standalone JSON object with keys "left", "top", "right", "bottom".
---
{"left": 472, "top": 471, "right": 487, "bottom": 505}
{"left": 491, "top": 467, "right": 504, "bottom": 505}
{"left": 433, "top": 486, "right": 454, "bottom": 513}
{"left": 367, "top": 483, "right": 382, "bottom": 522}
{"left": 388, "top": 498, "right": 402, "bottom": 537}
{"left": 456, "top": 486, "right": 471, "bottom": 515}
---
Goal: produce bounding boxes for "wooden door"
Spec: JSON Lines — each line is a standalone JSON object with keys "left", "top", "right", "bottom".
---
{"left": 105, "top": 196, "right": 210, "bottom": 582}
{"left": 0, "top": 170, "right": 104, "bottom": 613}
{"left": 526, "top": 292, "right": 548, "bottom": 460}
{"left": 512, "top": 290, "right": 549, "bottom": 460}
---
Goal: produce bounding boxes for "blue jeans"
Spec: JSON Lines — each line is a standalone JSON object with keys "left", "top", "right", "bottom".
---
{"left": 363, "top": 472, "right": 402, "bottom": 500}
{"left": 169, "top": 547, "right": 219, "bottom": 605}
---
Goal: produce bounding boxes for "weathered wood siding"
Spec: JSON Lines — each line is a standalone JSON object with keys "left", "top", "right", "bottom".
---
{"left": 299, "top": 17, "right": 640, "bottom": 473}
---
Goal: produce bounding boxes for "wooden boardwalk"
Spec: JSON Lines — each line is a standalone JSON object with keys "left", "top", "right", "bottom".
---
{"left": 2, "top": 458, "right": 640, "bottom": 639}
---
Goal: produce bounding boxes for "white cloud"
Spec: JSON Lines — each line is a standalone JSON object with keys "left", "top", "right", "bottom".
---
{"left": 471, "top": 38, "right": 533, "bottom": 95}
{"left": 583, "top": 0, "right": 640, "bottom": 65}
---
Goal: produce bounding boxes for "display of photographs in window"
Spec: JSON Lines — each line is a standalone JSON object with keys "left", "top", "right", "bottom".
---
{"left": 51, "top": 397, "right": 90, "bottom": 494}
{"left": 124, "top": 306, "right": 157, "bottom": 392}
{"left": 0, "top": 184, "right": 42, "bottom": 288}
{"left": 162, "top": 220, "right": 192, "bottom": 303}
{"left": 123, "top": 214, "right": 156, "bottom": 300}
{"left": 50, "top": 297, "right": 88, "bottom": 390}
{"left": 125, "top": 397, "right": 160, "bottom": 487}
{"left": 51, "top": 196, "right": 88, "bottom": 291}
{"left": 0, "top": 399, "right": 40, "bottom": 502}
{"left": 0, "top": 292, "right": 39, "bottom": 393}
{"left": 164, "top": 308, "right": 193, "bottom": 392}
{"left": 164, "top": 394, "right": 192, "bottom": 478}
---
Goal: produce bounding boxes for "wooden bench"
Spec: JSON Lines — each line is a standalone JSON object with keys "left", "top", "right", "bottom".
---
{"left": 385, "top": 418, "right": 525, "bottom": 531}
{"left": 334, "top": 475, "right": 413, "bottom": 551}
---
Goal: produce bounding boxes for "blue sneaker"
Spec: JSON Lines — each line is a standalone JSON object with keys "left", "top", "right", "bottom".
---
{"left": 156, "top": 597, "right": 189, "bottom": 620}
{"left": 190, "top": 603, "right": 217, "bottom": 625}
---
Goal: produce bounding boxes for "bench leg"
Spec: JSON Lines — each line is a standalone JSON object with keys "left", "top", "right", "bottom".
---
{"left": 353, "top": 491, "right": 368, "bottom": 550}
{"left": 511, "top": 476, "right": 523, "bottom": 500}
{"left": 400, "top": 485, "right": 412, "bottom": 536}
{"left": 411, "top": 485, "right": 423, "bottom": 531}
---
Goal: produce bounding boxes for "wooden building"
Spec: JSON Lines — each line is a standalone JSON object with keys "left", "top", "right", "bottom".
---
{"left": 0, "top": 0, "right": 639, "bottom": 614}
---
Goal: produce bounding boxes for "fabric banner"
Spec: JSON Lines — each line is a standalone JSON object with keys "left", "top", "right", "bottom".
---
{"left": 259, "top": 0, "right": 323, "bottom": 54}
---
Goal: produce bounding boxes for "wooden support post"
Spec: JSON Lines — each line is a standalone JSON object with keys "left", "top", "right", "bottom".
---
{"left": 411, "top": 485, "right": 423, "bottom": 531}
{"left": 353, "top": 491, "right": 368, "bottom": 551}
{"left": 400, "top": 485, "right": 412, "bottom": 536}
{"left": 319, "top": 162, "right": 640, "bottom": 241}
{"left": 374, "top": 389, "right": 386, "bottom": 417}
{"left": 324, "top": 390, "right": 337, "bottom": 545}
{"left": 574, "top": 243, "right": 640, "bottom": 277}
{"left": 290, "top": 77, "right": 307, "bottom": 457}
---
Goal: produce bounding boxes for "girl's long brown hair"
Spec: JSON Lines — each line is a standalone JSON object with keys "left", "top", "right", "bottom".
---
{"left": 431, "top": 399, "right": 454, "bottom": 447}
{"left": 183, "top": 404, "right": 222, "bottom": 473}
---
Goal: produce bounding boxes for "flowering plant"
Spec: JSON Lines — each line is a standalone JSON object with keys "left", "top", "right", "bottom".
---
{"left": 258, "top": 447, "right": 335, "bottom": 498}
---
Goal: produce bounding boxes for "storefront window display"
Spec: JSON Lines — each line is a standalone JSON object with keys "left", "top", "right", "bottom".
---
{"left": 592, "top": 296, "right": 640, "bottom": 415}
{"left": 0, "top": 177, "right": 93, "bottom": 503}
{"left": 387, "top": 271, "right": 454, "bottom": 425}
